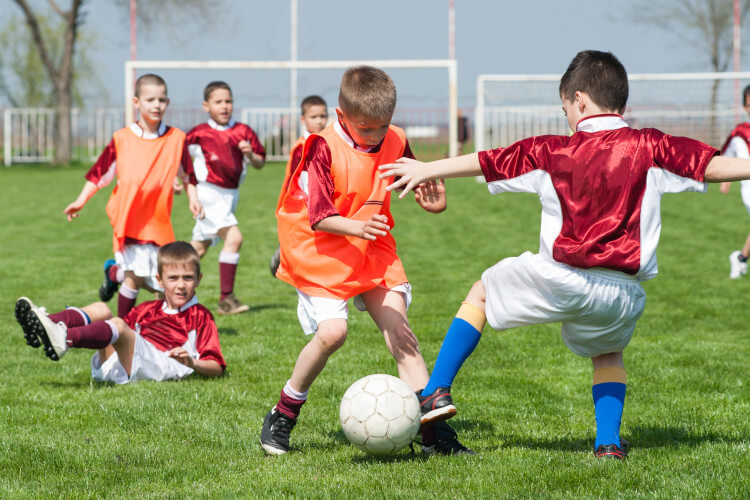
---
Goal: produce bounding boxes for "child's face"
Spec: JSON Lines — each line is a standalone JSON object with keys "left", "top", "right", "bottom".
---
{"left": 300, "top": 104, "right": 328, "bottom": 134}
{"left": 560, "top": 93, "right": 583, "bottom": 133}
{"left": 134, "top": 84, "right": 169, "bottom": 126}
{"left": 336, "top": 108, "right": 391, "bottom": 148}
{"left": 203, "top": 88, "right": 233, "bottom": 126}
{"left": 157, "top": 262, "right": 201, "bottom": 310}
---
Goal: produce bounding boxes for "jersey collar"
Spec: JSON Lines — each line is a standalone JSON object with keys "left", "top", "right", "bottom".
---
{"left": 162, "top": 295, "right": 198, "bottom": 315}
{"left": 334, "top": 119, "right": 378, "bottom": 152}
{"left": 576, "top": 114, "right": 629, "bottom": 133}
{"left": 208, "top": 118, "right": 236, "bottom": 131}
{"left": 130, "top": 121, "right": 167, "bottom": 139}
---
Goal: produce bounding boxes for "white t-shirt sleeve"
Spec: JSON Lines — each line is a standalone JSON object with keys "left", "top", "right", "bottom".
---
{"left": 724, "top": 136, "right": 750, "bottom": 159}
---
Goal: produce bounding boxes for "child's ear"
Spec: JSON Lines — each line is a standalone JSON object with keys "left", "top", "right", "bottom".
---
{"left": 335, "top": 108, "right": 345, "bottom": 122}
{"left": 155, "top": 273, "right": 163, "bottom": 287}
{"left": 202, "top": 101, "right": 210, "bottom": 113}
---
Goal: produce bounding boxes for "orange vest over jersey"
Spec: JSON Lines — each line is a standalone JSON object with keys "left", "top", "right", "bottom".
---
{"left": 106, "top": 126, "right": 185, "bottom": 252}
{"left": 276, "top": 136, "right": 307, "bottom": 212}
{"left": 276, "top": 123, "right": 408, "bottom": 299}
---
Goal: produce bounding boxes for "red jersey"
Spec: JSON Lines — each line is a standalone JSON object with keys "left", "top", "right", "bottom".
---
{"left": 186, "top": 119, "right": 266, "bottom": 189}
{"left": 478, "top": 114, "right": 717, "bottom": 280}
{"left": 124, "top": 297, "right": 226, "bottom": 369}
{"left": 721, "top": 122, "right": 750, "bottom": 156}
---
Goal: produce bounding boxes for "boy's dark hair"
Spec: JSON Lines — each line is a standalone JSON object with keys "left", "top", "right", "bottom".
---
{"left": 204, "top": 81, "right": 232, "bottom": 101}
{"left": 135, "top": 74, "right": 167, "bottom": 97}
{"left": 301, "top": 95, "right": 327, "bottom": 115}
{"left": 339, "top": 66, "right": 397, "bottom": 121}
{"left": 559, "top": 51, "right": 628, "bottom": 113}
{"left": 743, "top": 84, "right": 750, "bottom": 106}
{"left": 157, "top": 241, "right": 201, "bottom": 276}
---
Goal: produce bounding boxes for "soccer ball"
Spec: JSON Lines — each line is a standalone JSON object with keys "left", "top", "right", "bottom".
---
{"left": 339, "top": 374, "right": 421, "bottom": 455}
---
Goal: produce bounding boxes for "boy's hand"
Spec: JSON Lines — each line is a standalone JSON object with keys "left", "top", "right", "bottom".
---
{"left": 720, "top": 182, "right": 731, "bottom": 194}
{"left": 190, "top": 200, "right": 204, "bottom": 220}
{"left": 238, "top": 140, "right": 253, "bottom": 157}
{"left": 167, "top": 347, "right": 195, "bottom": 368}
{"left": 63, "top": 200, "right": 85, "bottom": 222}
{"left": 379, "top": 157, "right": 431, "bottom": 198}
{"left": 173, "top": 177, "right": 184, "bottom": 195}
{"left": 414, "top": 179, "right": 446, "bottom": 213}
{"left": 359, "top": 214, "right": 390, "bottom": 240}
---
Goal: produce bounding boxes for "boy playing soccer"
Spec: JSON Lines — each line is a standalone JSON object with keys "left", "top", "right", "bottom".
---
{"left": 269, "top": 95, "right": 329, "bottom": 276}
{"left": 261, "top": 66, "right": 471, "bottom": 456}
{"left": 186, "top": 81, "right": 267, "bottom": 315}
{"left": 15, "top": 241, "right": 225, "bottom": 383}
{"left": 380, "top": 50, "right": 750, "bottom": 459}
{"left": 65, "top": 74, "right": 202, "bottom": 319}
{"left": 719, "top": 84, "right": 750, "bottom": 278}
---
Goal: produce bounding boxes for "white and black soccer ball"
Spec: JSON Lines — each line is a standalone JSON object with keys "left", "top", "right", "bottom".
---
{"left": 339, "top": 374, "right": 421, "bottom": 455}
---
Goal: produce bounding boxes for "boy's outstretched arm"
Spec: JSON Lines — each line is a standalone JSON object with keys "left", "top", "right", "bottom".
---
{"left": 63, "top": 181, "right": 99, "bottom": 222}
{"left": 314, "top": 214, "right": 390, "bottom": 241}
{"left": 705, "top": 156, "right": 750, "bottom": 182}
{"left": 379, "top": 153, "right": 482, "bottom": 198}
{"left": 166, "top": 347, "right": 224, "bottom": 377}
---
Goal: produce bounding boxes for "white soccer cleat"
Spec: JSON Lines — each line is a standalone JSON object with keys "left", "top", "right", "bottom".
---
{"left": 729, "top": 250, "right": 747, "bottom": 279}
{"left": 25, "top": 303, "right": 69, "bottom": 361}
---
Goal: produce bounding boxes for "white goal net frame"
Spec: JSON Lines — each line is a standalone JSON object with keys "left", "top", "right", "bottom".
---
{"left": 475, "top": 71, "right": 750, "bottom": 152}
{"left": 125, "top": 59, "right": 459, "bottom": 157}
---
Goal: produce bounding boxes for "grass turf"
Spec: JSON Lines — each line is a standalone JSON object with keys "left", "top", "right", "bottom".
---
{"left": 0, "top": 162, "right": 748, "bottom": 498}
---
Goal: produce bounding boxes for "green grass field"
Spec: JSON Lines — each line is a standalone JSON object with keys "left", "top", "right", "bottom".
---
{"left": 1, "top": 162, "right": 748, "bottom": 498}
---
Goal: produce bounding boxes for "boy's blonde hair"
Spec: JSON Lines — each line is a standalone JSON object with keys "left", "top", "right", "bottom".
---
{"left": 157, "top": 241, "right": 201, "bottom": 276}
{"left": 135, "top": 73, "right": 167, "bottom": 97}
{"left": 338, "top": 66, "right": 396, "bottom": 121}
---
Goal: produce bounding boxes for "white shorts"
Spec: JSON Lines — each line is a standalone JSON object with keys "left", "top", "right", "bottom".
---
{"left": 296, "top": 283, "right": 412, "bottom": 335}
{"left": 740, "top": 180, "right": 750, "bottom": 216}
{"left": 114, "top": 243, "right": 162, "bottom": 291}
{"left": 192, "top": 183, "right": 239, "bottom": 245}
{"left": 481, "top": 252, "right": 646, "bottom": 358}
{"left": 90, "top": 331, "right": 199, "bottom": 384}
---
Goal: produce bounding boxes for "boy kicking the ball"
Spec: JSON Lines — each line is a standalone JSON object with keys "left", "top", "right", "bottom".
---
{"left": 15, "top": 241, "right": 225, "bottom": 383}
{"left": 261, "top": 66, "right": 471, "bottom": 456}
{"left": 380, "top": 50, "right": 750, "bottom": 459}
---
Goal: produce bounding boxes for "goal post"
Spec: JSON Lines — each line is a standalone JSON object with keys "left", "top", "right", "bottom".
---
{"left": 475, "top": 71, "right": 750, "bottom": 152}
{"left": 124, "top": 59, "right": 459, "bottom": 157}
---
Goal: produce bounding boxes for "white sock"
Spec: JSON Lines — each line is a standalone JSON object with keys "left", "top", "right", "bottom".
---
{"left": 283, "top": 380, "right": 308, "bottom": 401}
{"left": 219, "top": 251, "right": 240, "bottom": 265}
{"left": 119, "top": 284, "right": 138, "bottom": 299}
{"left": 105, "top": 320, "right": 120, "bottom": 345}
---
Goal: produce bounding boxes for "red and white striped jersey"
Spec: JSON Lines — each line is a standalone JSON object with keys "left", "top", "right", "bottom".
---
{"left": 478, "top": 114, "right": 718, "bottom": 281}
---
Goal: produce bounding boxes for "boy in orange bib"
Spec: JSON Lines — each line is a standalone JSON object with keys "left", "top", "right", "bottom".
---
{"left": 64, "top": 74, "right": 203, "bottom": 319}
{"left": 261, "top": 66, "right": 472, "bottom": 456}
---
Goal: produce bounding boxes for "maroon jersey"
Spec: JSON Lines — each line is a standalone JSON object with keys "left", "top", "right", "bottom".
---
{"left": 721, "top": 122, "right": 750, "bottom": 154}
{"left": 124, "top": 297, "right": 226, "bottom": 369}
{"left": 186, "top": 119, "right": 266, "bottom": 189}
{"left": 478, "top": 114, "right": 717, "bottom": 280}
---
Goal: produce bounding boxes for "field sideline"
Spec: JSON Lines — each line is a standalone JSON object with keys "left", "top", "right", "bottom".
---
{"left": 1, "top": 162, "right": 748, "bottom": 497}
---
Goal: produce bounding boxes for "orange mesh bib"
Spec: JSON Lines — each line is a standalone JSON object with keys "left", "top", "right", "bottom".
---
{"left": 276, "top": 123, "right": 408, "bottom": 298}
{"left": 106, "top": 126, "right": 185, "bottom": 252}
{"left": 276, "top": 136, "right": 306, "bottom": 212}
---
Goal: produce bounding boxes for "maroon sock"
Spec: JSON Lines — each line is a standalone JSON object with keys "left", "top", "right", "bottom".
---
{"left": 219, "top": 262, "right": 238, "bottom": 301}
{"left": 118, "top": 292, "right": 136, "bottom": 318}
{"left": 108, "top": 264, "right": 121, "bottom": 283}
{"left": 66, "top": 321, "right": 113, "bottom": 349}
{"left": 276, "top": 391, "right": 306, "bottom": 420}
{"left": 48, "top": 308, "right": 88, "bottom": 328}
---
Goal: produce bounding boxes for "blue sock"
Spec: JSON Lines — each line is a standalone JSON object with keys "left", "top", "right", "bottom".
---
{"left": 592, "top": 382, "right": 626, "bottom": 448}
{"left": 422, "top": 318, "right": 482, "bottom": 396}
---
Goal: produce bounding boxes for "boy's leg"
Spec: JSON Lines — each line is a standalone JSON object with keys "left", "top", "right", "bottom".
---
{"left": 99, "top": 259, "right": 123, "bottom": 302}
{"left": 591, "top": 351, "right": 628, "bottom": 459}
{"left": 190, "top": 239, "right": 211, "bottom": 259}
{"left": 216, "top": 225, "right": 249, "bottom": 315}
{"left": 118, "top": 272, "right": 144, "bottom": 318}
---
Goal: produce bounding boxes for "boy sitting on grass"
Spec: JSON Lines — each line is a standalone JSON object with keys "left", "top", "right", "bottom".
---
{"left": 15, "top": 241, "right": 225, "bottom": 383}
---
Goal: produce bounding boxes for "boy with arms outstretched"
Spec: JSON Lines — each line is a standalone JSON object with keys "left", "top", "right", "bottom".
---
{"left": 15, "top": 241, "right": 225, "bottom": 383}
{"left": 186, "top": 81, "right": 266, "bottom": 314}
{"left": 261, "top": 66, "right": 470, "bottom": 456}
{"left": 381, "top": 50, "right": 750, "bottom": 459}
{"left": 269, "top": 94, "right": 329, "bottom": 276}
{"left": 65, "top": 74, "right": 203, "bottom": 319}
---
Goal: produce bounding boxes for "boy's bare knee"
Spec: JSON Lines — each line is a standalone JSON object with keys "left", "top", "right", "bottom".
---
{"left": 191, "top": 241, "right": 208, "bottom": 258}
{"left": 110, "top": 317, "right": 128, "bottom": 332}
{"left": 315, "top": 323, "right": 348, "bottom": 353}
{"left": 465, "top": 280, "right": 487, "bottom": 307}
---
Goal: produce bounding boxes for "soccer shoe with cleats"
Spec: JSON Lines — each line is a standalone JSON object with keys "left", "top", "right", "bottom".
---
{"left": 593, "top": 442, "right": 628, "bottom": 460}
{"left": 260, "top": 406, "right": 297, "bottom": 455}
{"left": 15, "top": 297, "right": 42, "bottom": 348}
{"left": 18, "top": 299, "right": 68, "bottom": 360}
{"left": 420, "top": 421, "right": 475, "bottom": 456}
{"left": 729, "top": 250, "right": 747, "bottom": 279}
{"left": 418, "top": 387, "right": 457, "bottom": 426}
{"left": 217, "top": 294, "right": 250, "bottom": 315}
{"left": 269, "top": 247, "right": 281, "bottom": 277}
{"left": 98, "top": 259, "right": 119, "bottom": 302}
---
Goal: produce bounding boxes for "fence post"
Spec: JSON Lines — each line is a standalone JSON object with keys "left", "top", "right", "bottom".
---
{"left": 4, "top": 109, "right": 11, "bottom": 167}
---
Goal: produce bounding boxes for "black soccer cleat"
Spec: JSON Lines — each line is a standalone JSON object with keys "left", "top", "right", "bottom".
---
{"left": 98, "top": 259, "right": 119, "bottom": 302}
{"left": 418, "top": 387, "right": 457, "bottom": 426}
{"left": 593, "top": 443, "right": 628, "bottom": 460}
{"left": 260, "top": 406, "right": 297, "bottom": 455}
{"left": 15, "top": 297, "right": 41, "bottom": 348}
{"left": 420, "top": 421, "right": 475, "bottom": 456}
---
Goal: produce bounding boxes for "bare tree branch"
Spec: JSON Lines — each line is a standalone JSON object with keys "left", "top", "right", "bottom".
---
{"left": 47, "top": 0, "right": 65, "bottom": 17}
{"left": 12, "top": 0, "right": 57, "bottom": 83}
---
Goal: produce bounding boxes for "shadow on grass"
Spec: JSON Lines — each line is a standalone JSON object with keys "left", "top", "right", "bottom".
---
{"left": 248, "top": 303, "right": 286, "bottom": 313}
{"left": 218, "top": 327, "right": 238, "bottom": 335}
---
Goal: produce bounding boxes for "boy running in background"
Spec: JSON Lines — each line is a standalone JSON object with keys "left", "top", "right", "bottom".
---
{"left": 261, "top": 66, "right": 471, "bottom": 456}
{"left": 65, "top": 74, "right": 202, "bottom": 319}
{"left": 186, "top": 81, "right": 266, "bottom": 315}
{"left": 15, "top": 242, "right": 225, "bottom": 383}
{"left": 380, "top": 50, "right": 750, "bottom": 459}
{"left": 269, "top": 95, "right": 329, "bottom": 276}
{"left": 720, "top": 84, "right": 750, "bottom": 278}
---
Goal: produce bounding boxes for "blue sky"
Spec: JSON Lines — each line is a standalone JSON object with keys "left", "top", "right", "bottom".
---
{"left": 6, "top": 0, "right": 743, "bottom": 109}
